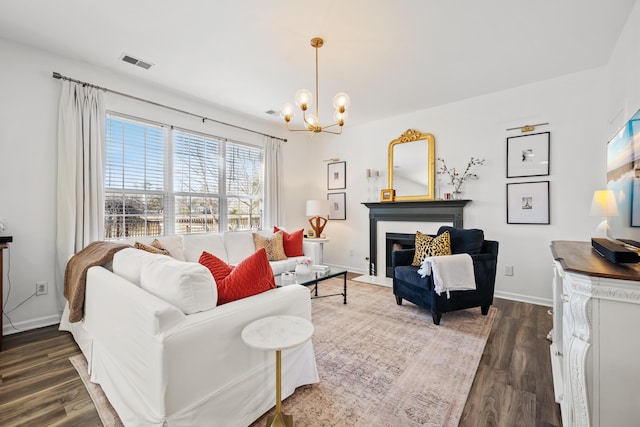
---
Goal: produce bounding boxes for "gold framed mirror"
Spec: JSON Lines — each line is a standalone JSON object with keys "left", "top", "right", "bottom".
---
{"left": 387, "top": 129, "right": 435, "bottom": 201}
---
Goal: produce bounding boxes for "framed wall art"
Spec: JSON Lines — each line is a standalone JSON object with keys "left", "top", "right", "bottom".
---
{"left": 327, "top": 192, "right": 346, "bottom": 220}
{"left": 506, "top": 132, "right": 550, "bottom": 178}
{"left": 506, "top": 181, "right": 550, "bottom": 224}
{"left": 328, "top": 161, "right": 346, "bottom": 190}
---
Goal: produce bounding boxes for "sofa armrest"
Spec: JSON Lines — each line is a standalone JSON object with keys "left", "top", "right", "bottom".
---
{"left": 392, "top": 248, "right": 415, "bottom": 269}
{"left": 302, "top": 240, "right": 321, "bottom": 265}
{"left": 470, "top": 253, "right": 498, "bottom": 292}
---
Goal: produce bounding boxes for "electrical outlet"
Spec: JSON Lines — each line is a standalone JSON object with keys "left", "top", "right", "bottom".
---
{"left": 504, "top": 266, "right": 514, "bottom": 276}
{"left": 36, "top": 281, "right": 48, "bottom": 296}
{"left": 349, "top": 249, "right": 355, "bottom": 256}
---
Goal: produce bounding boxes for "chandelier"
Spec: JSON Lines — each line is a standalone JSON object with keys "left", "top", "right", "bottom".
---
{"left": 280, "top": 37, "right": 350, "bottom": 135}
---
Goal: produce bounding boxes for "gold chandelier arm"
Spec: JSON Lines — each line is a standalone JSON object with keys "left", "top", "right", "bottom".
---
{"left": 320, "top": 128, "right": 343, "bottom": 135}
{"left": 320, "top": 122, "right": 341, "bottom": 130}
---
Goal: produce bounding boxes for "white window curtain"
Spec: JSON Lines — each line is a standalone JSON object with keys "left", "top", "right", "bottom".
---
{"left": 55, "top": 81, "right": 105, "bottom": 311}
{"left": 263, "top": 136, "right": 283, "bottom": 228}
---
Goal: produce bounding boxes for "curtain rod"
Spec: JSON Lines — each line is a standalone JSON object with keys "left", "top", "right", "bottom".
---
{"left": 52, "top": 72, "right": 287, "bottom": 142}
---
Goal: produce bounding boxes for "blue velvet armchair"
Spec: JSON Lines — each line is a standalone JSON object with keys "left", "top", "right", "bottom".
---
{"left": 392, "top": 226, "right": 498, "bottom": 325}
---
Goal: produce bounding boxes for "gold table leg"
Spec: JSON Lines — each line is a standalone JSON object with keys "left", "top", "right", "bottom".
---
{"left": 265, "top": 350, "right": 293, "bottom": 427}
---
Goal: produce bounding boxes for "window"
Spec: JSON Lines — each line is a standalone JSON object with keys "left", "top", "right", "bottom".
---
{"left": 104, "top": 113, "right": 264, "bottom": 239}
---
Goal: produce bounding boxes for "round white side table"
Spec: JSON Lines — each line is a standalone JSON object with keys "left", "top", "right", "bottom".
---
{"left": 242, "top": 315, "right": 314, "bottom": 427}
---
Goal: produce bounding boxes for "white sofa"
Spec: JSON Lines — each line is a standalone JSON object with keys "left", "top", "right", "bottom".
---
{"left": 59, "top": 230, "right": 320, "bottom": 426}
{"left": 125, "top": 230, "right": 320, "bottom": 275}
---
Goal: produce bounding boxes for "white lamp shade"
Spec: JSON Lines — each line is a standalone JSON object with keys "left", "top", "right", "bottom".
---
{"left": 306, "top": 199, "right": 329, "bottom": 217}
{"left": 589, "top": 190, "right": 619, "bottom": 217}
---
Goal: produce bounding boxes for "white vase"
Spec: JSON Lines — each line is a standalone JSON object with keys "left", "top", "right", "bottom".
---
{"left": 295, "top": 264, "right": 312, "bottom": 278}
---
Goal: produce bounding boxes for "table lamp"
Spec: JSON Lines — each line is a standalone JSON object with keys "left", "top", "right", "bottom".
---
{"left": 306, "top": 199, "right": 329, "bottom": 238}
{"left": 589, "top": 190, "right": 619, "bottom": 237}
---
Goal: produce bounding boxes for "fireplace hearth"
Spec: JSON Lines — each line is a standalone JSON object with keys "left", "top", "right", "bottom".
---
{"left": 362, "top": 200, "right": 469, "bottom": 280}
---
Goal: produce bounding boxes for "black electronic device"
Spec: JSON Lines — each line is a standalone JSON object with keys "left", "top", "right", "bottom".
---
{"left": 591, "top": 238, "right": 640, "bottom": 263}
{"left": 0, "top": 236, "right": 12, "bottom": 243}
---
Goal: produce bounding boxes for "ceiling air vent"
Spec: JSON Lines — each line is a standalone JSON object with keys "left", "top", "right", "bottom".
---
{"left": 265, "top": 109, "right": 279, "bottom": 116}
{"left": 120, "top": 53, "right": 154, "bottom": 70}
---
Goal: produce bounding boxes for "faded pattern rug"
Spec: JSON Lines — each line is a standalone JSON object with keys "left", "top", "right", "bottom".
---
{"left": 71, "top": 279, "right": 496, "bottom": 427}
{"left": 69, "top": 354, "right": 123, "bottom": 427}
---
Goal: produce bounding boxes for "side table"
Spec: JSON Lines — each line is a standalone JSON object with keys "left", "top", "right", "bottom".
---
{"left": 303, "top": 237, "right": 329, "bottom": 264}
{"left": 242, "top": 315, "right": 314, "bottom": 427}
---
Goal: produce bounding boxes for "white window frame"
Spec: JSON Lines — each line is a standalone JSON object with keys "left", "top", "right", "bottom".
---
{"left": 104, "top": 112, "right": 264, "bottom": 239}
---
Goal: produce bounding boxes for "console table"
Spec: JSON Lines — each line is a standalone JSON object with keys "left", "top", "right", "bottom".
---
{"left": 550, "top": 241, "right": 640, "bottom": 427}
{"left": 0, "top": 241, "right": 8, "bottom": 349}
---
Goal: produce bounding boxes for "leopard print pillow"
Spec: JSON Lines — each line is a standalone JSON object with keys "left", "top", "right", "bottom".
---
{"left": 411, "top": 230, "right": 452, "bottom": 266}
{"left": 253, "top": 231, "right": 288, "bottom": 261}
{"left": 135, "top": 239, "right": 171, "bottom": 256}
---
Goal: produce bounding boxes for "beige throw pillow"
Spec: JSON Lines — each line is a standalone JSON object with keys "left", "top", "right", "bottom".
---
{"left": 253, "top": 231, "right": 287, "bottom": 261}
{"left": 135, "top": 239, "right": 170, "bottom": 256}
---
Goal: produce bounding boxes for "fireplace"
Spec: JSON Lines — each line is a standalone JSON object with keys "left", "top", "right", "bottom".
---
{"left": 385, "top": 233, "right": 415, "bottom": 277}
{"left": 362, "top": 200, "right": 469, "bottom": 280}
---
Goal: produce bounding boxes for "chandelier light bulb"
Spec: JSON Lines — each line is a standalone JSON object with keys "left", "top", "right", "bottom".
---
{"left": 334, "top": 110, "right": 348, "bottom": 126}
{"left": 281, "top": 37, "right": 349, "bottom": 136}
{"left": 295, "top": 89, "right": 312, "bottom": 111}
{"left": 280, "top": 103, "right": 294, "bottom": 122}
{"left": 332, "top": 92, "right": 350, "bottom": 112}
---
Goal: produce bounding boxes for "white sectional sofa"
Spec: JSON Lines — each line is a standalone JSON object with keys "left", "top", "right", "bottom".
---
{"left": 59, "top": 230, "right": 320, "bottom": 426}
{"left": 126, "top": 230, "right": 320, "bottom": 275}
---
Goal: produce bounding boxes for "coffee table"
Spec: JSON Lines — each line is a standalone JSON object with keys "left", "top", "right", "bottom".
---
{"left": 242, "top": 315, "right": 314, "bottom": 427}
{"left": 279, "top": 269, "right": 347, "bottom": 304}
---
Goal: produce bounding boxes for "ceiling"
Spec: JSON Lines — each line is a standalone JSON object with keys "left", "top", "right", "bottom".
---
{"left": 0, "top": 0, "right": 636, "bottom": 127}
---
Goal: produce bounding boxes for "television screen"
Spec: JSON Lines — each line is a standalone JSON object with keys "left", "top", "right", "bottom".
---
{"left": 607, "top": 108, "right": 640, "bottom": 244}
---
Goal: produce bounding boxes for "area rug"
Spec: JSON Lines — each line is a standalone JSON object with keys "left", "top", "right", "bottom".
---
{"left": 69, "top": 354, "right": 123, "bottom": 427}
{"left": 71, "top": 279, "right": 495, "bottom": 427}
{"left": 253, "top": 279, "right": 496, "bottom": 427}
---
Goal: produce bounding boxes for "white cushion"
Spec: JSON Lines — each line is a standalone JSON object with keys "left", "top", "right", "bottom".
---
{"left": 182, "top": 233, "right": 228, "bottom": 263}
{"left": 224, "top": 231, "right": 259, "bottom": 265}
{"left": 113, "top": 248, "right": 169, "bottom": 286}
{"left": 140, "top": 257, "right": 217, "bottom": 314}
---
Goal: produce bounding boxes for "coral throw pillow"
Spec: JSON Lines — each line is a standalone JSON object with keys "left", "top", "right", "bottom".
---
{"left": 253, "top": 231, "right": 288, "bottom": 261}
{"left": 199, "top": 248, "right": 276, "bottom": 305}
{"left": 274, "top": 226, "right": 304, "bottom": 257}
{"left": 411, "top": 230, "right": 452, "bottom": 266}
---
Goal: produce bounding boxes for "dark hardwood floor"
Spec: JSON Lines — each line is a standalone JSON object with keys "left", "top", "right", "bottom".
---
{"left": 0, "top": 296, "right": 561, "bottom": 426}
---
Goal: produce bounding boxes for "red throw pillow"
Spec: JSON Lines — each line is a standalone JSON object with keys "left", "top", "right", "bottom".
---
{"left": 274, "top": 226, "right": 304, "bottom": 257}
{"left": 199, "top": 248, "right": 276, "bottom": 305}
{"left": 198, "top": 251, "right": 233, "bottom": 283}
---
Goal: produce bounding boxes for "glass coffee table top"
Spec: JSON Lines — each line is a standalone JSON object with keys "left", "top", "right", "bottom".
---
{"left": 277, "top": 269, "right": 348, "bottom": 304}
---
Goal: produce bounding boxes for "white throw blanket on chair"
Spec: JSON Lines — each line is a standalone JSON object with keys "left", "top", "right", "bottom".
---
{"left": 417, "top": 253, "right": 476, "bottom": 298}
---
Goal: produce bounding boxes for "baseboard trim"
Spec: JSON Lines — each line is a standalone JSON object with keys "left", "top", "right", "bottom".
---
{"left": 3, "top": 313, "right": 61, "bottom": 336}
{"left": 494, "top": 290, "right": 552, "bottom": 307}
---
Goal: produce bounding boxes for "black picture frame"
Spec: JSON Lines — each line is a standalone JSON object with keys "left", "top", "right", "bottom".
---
{"left": 327, "top": 161, "right": 346, "bottom": 190}
{"left": 506, "top": 181, "right": 550, "bottom": 224}
{"left": 506, "top": 132, "right": 550, "bottom": 178}
{"left": 327, "top": 192, "right": 346, "bottom": 220}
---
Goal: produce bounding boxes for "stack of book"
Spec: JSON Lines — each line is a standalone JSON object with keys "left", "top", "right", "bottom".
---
{"left": 311, "top": 265, "right": 330, "bottom": 276}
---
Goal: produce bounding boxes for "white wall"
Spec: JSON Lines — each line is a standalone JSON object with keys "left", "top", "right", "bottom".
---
{"left": 0, "top": 37, "right": 311, "bottom": 334}
{"left": 3, "top": 0, "right": 640, "bottom": 331}
{"left": 292, "top": 68, "right": 608, "bottom": 305}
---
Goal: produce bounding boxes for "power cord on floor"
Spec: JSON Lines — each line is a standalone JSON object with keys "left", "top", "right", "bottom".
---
{"left": 2, "top": 245, "right": 37, "bottom": 332}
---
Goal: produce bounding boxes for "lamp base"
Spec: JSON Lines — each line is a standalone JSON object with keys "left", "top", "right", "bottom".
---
{"left": 308, "top": 216, "right": 327, "bottom": 238}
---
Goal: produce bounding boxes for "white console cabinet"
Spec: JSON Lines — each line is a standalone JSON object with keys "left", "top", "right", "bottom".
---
{"left": 551, "top": 241, "right": 640, "bottom": 427}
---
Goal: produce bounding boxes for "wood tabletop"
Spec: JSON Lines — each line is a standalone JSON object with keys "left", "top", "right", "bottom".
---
{"left": 551, "top": 240, "right": 640, "bottom": 281}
